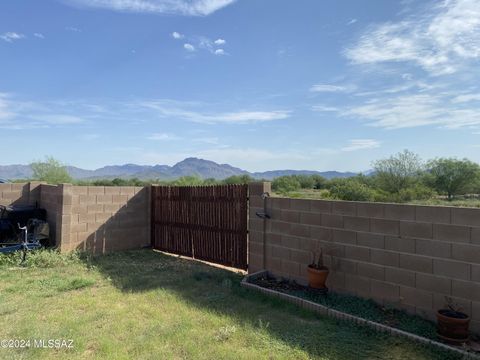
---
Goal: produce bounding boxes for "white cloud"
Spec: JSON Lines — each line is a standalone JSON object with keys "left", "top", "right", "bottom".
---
{"left": 214, "top": 38, "right": 226, "bottom": 45}
{"left": 32, "top": 114, "right": 85, "bottom": 124}
{"left": 345, "top": 0, "right": 480, "bottom": 75}
{"left": 0, "top": 94, "right": 91, "bottom": 130}
{"left": 65, "top": 26, "right": 82, "bottom": 32}
{"left": 452, "top": 93, "right": 480, "bottom": 103}
{"left": 184, "top": 43, "right": 195, "bottom": 52}
{"left": 347, "top": 19, "right": 357, "bottom": 26}
{"left": 340, "top": 93, "right": 480, "bottom": 129}
{"left": 309, "top": 84, "right": 355, "bottom": 93}
{"left": 0, "top": 32, "right": 25, "bottom": 43}
{"left": 0, "top": 94, "right": 14, "bottom": 120}
{"left": 341, "top": 139, "right": 380, "bottom": 152}
{"left": 312, "top": 105, "right": 339, "bottom": 112}
{"left": 33, "top": 33, "right": 45, "bottom": 39}
{"left": 139, "top": 100, "right": 291, "bottom": 124}
{"left": 64, "top": 0, "right": 236, "bottom": 16}
{"left": 172, "top": 31, "right": 184, "bottom": 39}
{"left": 148, "top": 132, "right": 182, "bottom": 141}
{"left": 179, "top": 36, "right": 228, "bottom": 56}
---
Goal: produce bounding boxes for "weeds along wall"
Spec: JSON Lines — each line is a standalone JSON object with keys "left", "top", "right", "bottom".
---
{"left": 0, "top": 183, "right": 151, "bottom": 254}
{"left": 248, "top": 182, "right": 480, "bottom": 334}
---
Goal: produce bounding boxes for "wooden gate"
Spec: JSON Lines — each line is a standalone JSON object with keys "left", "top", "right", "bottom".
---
{"left": 151, "top": 184, "right": 248, "bottom": 270}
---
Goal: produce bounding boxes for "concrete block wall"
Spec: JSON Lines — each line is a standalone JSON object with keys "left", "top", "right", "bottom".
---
{"left": 0, "top": 183, "right": 151, "bottom": 254}
{"left": 0, "top": 182, "right": 39, "bottom": 207}
{"left": 39, "top": 184, "right": 62, "bottom": 244}
{"left": 65, "top": 185, "right": 151, "bottom": 254}
{"left": 248, "top": 182, "right": 480, "bottom": 334}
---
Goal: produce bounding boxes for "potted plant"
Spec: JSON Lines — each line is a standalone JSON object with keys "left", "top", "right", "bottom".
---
{"left": 437, "top": 297, "right": 470, "bottom": 344}
{"left": 307, "top": 249, "right": 329, "bottom": 289}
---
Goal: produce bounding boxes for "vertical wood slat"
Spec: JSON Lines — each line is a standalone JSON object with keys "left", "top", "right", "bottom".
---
{"left": 151, "top": 184, "right": 248, "bottom": 270}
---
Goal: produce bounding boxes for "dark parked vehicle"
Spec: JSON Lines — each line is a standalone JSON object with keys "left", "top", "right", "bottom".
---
{"left": 0, "top": 205, "right": 50, "bottom": 260}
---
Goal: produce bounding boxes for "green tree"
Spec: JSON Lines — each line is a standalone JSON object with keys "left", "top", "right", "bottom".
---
{"left": 372, "top": 150, "right": 424, "bottom": 193}
{"left": 30, "top": 156, "right": 72, "bottom": 184}
{"left": 426, "top": 158, "right": 480, "bottom": 199}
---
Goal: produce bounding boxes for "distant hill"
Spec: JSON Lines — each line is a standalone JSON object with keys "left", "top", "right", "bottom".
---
{"left": 0, "top": 158, "right": 358, "bottom": 181}
{"left": 0, "top": 165, "right": 33, "bottom": 179}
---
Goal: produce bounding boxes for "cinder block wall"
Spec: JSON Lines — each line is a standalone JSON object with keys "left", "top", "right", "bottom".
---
{"left": 0, "top": 183, "right": 38, "bottom": 207}
{"left": 39, "top": 184, "right": 62, "bottom": 244}
{"left": 248, "top": 182, "right": 480, "bottom": 334}
{"left": 65, "top": 185, "right": 151, "bottom": 254}
{"left": 0, "top": 183, "right": 151, "bottom": 254}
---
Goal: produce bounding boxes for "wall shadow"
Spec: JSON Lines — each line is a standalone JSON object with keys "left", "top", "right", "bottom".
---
{"left": 78, "top": 249, "right": 451, "bottom": 360}
{"left": 73, "top": 187, "right": 150, "bottom": 254}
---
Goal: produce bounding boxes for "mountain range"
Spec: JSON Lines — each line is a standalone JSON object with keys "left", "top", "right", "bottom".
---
{"left": 0, "top": 158, "right": 357, "bottom": 181}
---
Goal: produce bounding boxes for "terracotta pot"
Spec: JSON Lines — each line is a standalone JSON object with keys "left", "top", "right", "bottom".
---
{"left": 437, "top": 309, "right": 470, "bottom": 344}
{"left": 307, "top": 265, "right": 329, "bottom": 289}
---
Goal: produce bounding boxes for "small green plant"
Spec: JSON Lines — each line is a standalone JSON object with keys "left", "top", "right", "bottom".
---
{"left": 214, "top": 325, "right": 237, "bottom": 341}
{"left": 444, "top": 296, "right": 463, "bottom": 313}
{"left": 0, "top": 249, "right": 82, "bottom": 268}
{"left": 257, "top": 318, "right": 270, "bottom": 331}
{"left": 309, "top": 249, "right": 326, "bottom": 270}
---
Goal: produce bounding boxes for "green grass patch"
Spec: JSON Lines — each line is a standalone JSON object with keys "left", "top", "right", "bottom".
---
{"left": 0, "top": 249, "right": 463, "bottom": 359}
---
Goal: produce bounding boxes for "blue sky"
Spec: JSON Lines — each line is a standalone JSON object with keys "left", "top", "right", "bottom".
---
{"left": 1, "top": 0, "right": 480, "bottom": 172}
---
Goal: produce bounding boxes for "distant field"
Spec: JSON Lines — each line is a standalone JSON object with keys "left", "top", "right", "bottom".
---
{"left": 273, "top": 189, "right": 480, "bottom": 208}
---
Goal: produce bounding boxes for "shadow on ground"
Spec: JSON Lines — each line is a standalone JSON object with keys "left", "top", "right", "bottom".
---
{"left": 80, "top": 249, "right": 459, "bottom": 360}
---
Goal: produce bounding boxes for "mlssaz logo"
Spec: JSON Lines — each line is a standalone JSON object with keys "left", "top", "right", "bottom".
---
{"left": 33, "top": 339, "right": 74, "bottom": 349}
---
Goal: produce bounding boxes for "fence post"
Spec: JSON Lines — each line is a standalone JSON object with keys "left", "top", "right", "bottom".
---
{"left": 248, "top": 182, "right": 271, "bottom": 273}
{"left": 150, "top": 185, "right": 155, "bottom": 249}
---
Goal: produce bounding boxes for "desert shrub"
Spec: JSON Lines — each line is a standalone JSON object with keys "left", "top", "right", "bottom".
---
{"left": 222, "top": 175, "right": 254, "bottom": 185}
{"left": 373, "top": 184, "right": 436, "bottom": 203}
{"left": 294, "top": 175, "right": 316, "bottom": 189}
{"left": 397, "top": 184, "right": 436, "bottom": 202}
{"left": 311, "top": 175, "right": 328, "bottom": 189}
{"left": 329, "top": 179, "right": 376, "bottom": 201}
{"left": 272, "top": 176, "right": 301, "bottom": 194}
{"left": 172, "top": 176, "right": 204, "bottom": 186}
